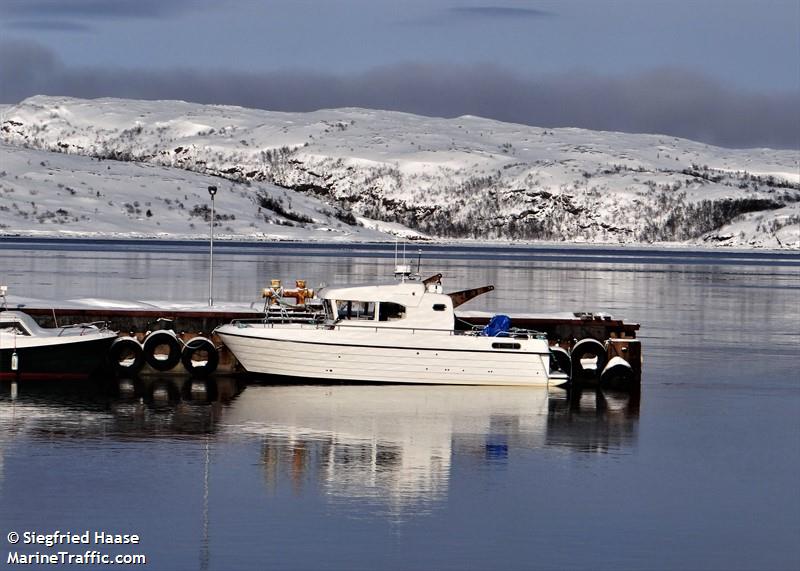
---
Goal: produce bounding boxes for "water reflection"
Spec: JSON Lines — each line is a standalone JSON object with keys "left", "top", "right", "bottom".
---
{"left": 0, "top": 380, "right": 638, "bottom": 516}
{"left": 223, "top": 384, "right": 640, "bottom": 514}
{"left": 547, "top": 386, "right": 640, "bottom": 453}
{"left": 1, "top": 244, "right": 796, "bottom": 569}
{"left": 0, "top": 376, "right": 245, "bottom": 440}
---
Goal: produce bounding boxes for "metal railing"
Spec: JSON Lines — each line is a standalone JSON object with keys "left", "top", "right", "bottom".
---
{"left": 57, "top": 321, "right": 109, "bottom": 336}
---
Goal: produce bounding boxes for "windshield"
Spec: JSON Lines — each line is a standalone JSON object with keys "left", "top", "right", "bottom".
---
{"left": 0, "top": 321, "right": 30, "bottom": 335}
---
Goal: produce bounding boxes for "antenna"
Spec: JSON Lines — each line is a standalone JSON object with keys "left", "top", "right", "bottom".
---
{"left": 393, "top": 239, "right": 412, "bottom": 283}
{"left": 402, "top": 242, "right": 407, "bottom": 283}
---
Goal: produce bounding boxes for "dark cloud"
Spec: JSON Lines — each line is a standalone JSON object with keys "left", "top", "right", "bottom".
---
{"left": 406, "top": 4, "right": 555, "bottom": 26}
{"left": 4, "top": 20, "right": 92, "bottom": 32}
{"left": 1, "top": 41, "right": 797, "bottom": 149}
{"left": 0, "top": 0, "right": 201, "bottom": 20}
{"left": 450, "top": 6, "right": 554, "bottom": 18}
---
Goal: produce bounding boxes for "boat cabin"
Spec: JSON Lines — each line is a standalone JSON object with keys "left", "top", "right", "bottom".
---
{"left": 0, "top": 311, "right": 106, "bottom": 338}
{"left": 322, "top": 282, "right": 455, "bottom": 330}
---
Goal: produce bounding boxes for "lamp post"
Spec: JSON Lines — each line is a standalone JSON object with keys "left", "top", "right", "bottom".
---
{"left": 207, "top": 185, "right": 217, "bottom": 307}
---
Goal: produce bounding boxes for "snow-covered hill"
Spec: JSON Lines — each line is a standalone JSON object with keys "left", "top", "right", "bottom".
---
{"left": 2, "top": 95, "right": 798, "bottom": 248}
{"left": 0, "top": 142, "right": 400, "bottom": 241}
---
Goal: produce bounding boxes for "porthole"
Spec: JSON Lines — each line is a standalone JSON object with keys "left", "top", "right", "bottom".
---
{"left": 492, "top": 342, "right": 521, "bottom": 350}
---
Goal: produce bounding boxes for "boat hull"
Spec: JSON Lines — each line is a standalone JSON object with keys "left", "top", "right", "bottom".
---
{"left": 0, "top": 335, "right": 116, "bottom": 380}
{"left": 217, "top": 324, "right": 562, "bottom": 386}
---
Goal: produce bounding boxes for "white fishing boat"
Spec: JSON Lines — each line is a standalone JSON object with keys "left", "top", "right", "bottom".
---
{"left": 215, "top": 271, "right": 568, "bottom": 386}
{"left": 0, "top": 310, "right": 117, "bottom": 380}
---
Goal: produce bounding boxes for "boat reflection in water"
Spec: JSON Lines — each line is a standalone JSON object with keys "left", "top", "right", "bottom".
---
{"left": 1, "top": 378, "right": 638, "bottom": 517}
{"left": 0, "top": 376, "right": 246, "bottom": 440}
{"left": 224, "top": 384, "right": 640, "bottom": 514}
{"left": 0, "top": 376, "right": 245, "bottom": 571}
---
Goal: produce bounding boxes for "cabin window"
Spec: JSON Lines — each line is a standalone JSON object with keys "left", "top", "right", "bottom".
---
{"left": 0, "top": 322, "right": 29, "bottom": 336}
{"left": 378, "top": 302, "right": 406, "bottom": 321}
{"left": 492, "top": 342, "right": 521, "bottom": 350}
{"left": 432, "top": 303, "right": 447, "bottom": 311}
{"left": 335, "top": 300, "right": 375, "bottom": 320}
{"left": 353, "top": 301, "right": 375, "bottom": 320}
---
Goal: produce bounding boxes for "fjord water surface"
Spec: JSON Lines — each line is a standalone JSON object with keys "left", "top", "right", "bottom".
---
{"left": 0, "top": 240, "right": 798, "bottom": 570}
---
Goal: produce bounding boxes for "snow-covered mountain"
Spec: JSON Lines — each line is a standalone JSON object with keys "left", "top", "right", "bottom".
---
{"left": 0, "top": 142, "right": 402, "bottom": 241}
{"left": 2, "top": 95, "right": 798, "bottom": 248}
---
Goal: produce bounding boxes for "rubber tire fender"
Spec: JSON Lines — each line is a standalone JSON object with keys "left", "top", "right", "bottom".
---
{"left": 600, "top": 356, "right": 635, "bottom": 385}
{"left": 143, "top": 330, "right": 182, "bottom": 372}
{"left": 108, "top": 336, "right": 145, "bottom": 377}
{"left": 549, "top": 346, "right": 572, "bottom": 378}
{"left": 570, "top": 338, "right": 608, "bottom": 380}
{"left": 181, "top": 337, "right": 219, "bottom": 377}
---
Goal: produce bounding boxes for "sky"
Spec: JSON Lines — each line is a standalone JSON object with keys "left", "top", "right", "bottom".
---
{"left": 0, "top": 0, "right": 798, "bottom": 149}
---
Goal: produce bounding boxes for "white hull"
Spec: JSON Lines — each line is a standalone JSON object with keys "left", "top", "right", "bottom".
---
{"left": 217, "top": 324, "right": 564, "bottom": 386}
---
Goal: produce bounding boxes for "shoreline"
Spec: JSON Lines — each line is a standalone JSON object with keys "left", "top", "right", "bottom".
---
{"left": 1, "top": 234, "right": 798, "bottom": 259}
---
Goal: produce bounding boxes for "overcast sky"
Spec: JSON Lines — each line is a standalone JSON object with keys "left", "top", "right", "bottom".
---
{"left": 1, "top": 0, "right": 798, "bottom": 149}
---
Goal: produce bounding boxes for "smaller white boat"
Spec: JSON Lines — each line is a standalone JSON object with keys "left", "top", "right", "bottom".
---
{"left": 0, "top": 311, "right": 117, "bottom": 380}
{"left": 216, "top": 274, "right": 568, "bottom": 386}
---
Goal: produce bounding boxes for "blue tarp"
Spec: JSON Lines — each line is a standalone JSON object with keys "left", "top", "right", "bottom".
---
{"left": 481, "top": 314, "right": 511, "bottom": 337}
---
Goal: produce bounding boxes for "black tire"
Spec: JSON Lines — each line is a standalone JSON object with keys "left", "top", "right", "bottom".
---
{"left": 143, "top": 330, "right": 182, "bottom": 372}
{"left": 600, "top": 356, "right": 635, "bottom": 388}
{"left": 108, "top": 336, "right": 145, "bottom": 377}
{"left": 571, "top": 338, "right": 608, "bottom": 380}
{"left": 181, "top": 337, "right": 219, "bottom": 377}
{"left": 550, "top": 346, "right": 572, "bottom": 378}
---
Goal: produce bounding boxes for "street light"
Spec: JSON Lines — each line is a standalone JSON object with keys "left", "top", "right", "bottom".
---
{"left": 207, "top": 185, "right": 217, "bottom": 307}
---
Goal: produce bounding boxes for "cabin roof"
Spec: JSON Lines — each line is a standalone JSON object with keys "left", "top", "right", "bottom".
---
{"left": 321, "top": 282, "right": 429, "bottom": 307}
{"left": 0, "top": 311, "right": 46, "bottom": 334}
{"left": 0, "top": 311, "right": 37, "bottom": 325}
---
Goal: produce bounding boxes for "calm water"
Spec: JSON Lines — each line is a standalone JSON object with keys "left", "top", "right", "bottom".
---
{"left": 1, "top": 239, "right": 798, "bottom": 571}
